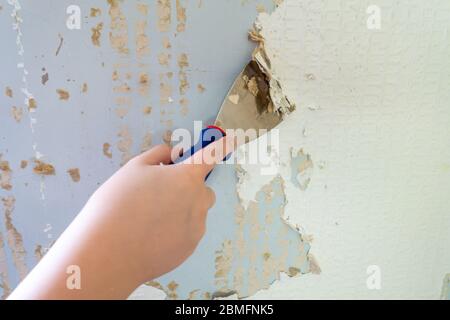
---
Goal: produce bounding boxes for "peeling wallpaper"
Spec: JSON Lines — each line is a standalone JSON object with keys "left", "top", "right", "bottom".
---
{"left": 243, "top": 0, "right": 450, "bottom": 299}
{"left": 136, "top": 0, "right": 450, "bottom": 300}
{"left": 0, "top": 0, "right": 449, "bottom": 300}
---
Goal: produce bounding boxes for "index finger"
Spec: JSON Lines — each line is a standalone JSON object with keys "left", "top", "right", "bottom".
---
{"left": 180, "top": 132, "right": 236, "bottom": 179}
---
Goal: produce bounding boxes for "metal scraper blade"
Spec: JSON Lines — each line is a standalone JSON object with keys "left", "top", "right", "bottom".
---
{"left": 214, "top": 61, "right": 283, "bottom": 144}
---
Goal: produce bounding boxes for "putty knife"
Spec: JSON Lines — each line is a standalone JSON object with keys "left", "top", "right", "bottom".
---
{"left": 175, "top": 61, "right": 285, "bottom": 175}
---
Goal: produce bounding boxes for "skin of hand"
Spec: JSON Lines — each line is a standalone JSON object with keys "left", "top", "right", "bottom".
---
{"left": 8, "top": 136, "right": 235, "bottom": 300}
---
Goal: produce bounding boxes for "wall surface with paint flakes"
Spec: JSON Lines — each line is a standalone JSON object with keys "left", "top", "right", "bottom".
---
{"left": 242, "top": 0, "right": 450, "bottom": 299}
{"left": 0, "top": 0, "right": 449, "bottom": 300}
{"left": 0, "top": 0, "right": 310, "bottom": 300}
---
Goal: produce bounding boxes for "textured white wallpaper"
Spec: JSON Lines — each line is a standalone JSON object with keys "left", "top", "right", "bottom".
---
{"left": 239, "top": 0, "right": 450, "bottom": 299}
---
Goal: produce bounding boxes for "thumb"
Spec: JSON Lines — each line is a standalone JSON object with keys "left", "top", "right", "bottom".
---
{"left": 180, "top": 133, "right": 236, "bottom": 179}
{"left": 136, "top": 144, "right": 173, "bottom": 165}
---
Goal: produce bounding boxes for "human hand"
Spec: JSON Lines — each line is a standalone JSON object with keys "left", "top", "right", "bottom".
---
{"left": 84, "top": 143, "right": 218, "bottom": 283}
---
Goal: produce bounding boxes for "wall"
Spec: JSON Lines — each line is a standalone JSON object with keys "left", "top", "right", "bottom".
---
{"left": 244, "top": 0, "right": 450, "bottom": 299}
{"left": 0, "top": 0, "right": 449, "bottom": 300}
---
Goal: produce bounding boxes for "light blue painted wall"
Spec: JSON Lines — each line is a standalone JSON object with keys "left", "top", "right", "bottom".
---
{"left": 0, "top": 0, "right": 310, "bottom": 299}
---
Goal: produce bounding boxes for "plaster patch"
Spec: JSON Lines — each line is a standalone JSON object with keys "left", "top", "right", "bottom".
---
{"left": 19, "top": 160, "right": 27, "bottom": 169}
{"left": 0, "top": 231, "right": 11, "bottom": 299}
{"left": 67, "top": 168, "right": 81, "bottom": 183}
{"left": 56, "top": 89, "right": 70, "bottom": 100}
{"left": 113, "top": 84, "right": 131, "bottom": 94}
{"left": 178, "top": 53, "right": 190, "bottom": 95}
{"left": 158, "top": 53, "right": 171, "bottom": 66}
{"left": 33, "top": 160, "right": 55, "bottom": 176}
{"left": 90, "top": 7, "right": 102, "bottom": 17}
{"left": 167, "top": 280, "right": 179, "bottom": 299}
{"left": 28, "top": 98, "right": 37, "bottom": 111}
{"left": 2, "top": 197, "right": 28, "bottom": 280}
{"left": 0, "top": 156, "right": 13, "bottom": 191}
{"left": 214, "top": 240, "right": 233, "bottom": 291}
{"left": 136, "top": 5, "right": 150, "bottom": 58}
{"left": 146, "top": 280, "right": 163, "bottom": 290}
{"left": 188, "top": 289, "right": 201, "bottom": 300}
{"left": 112, "top": 70, "right": 119, "bottom": 81}
{"left": 162, "top": 37, "right": 171, "bottom": 49}
{"left": 178, "top": 53, "right": 189, "bottom": 68}
{"left": 147, "top": 280, "right": 181, "bottom": 300}
{"left": 117, "top": 126, "right": 133, "bottom": 164}
{"left": 197, "top": 84, "right": 206, "bottom": 93}
{"left": 140, "top": 132, "right": 153, "bottom": 153}
{"left": 108, "top": 0, "right": 129, "bottom": 55}
{"left": 143, "top": 106, "right": 152, "bottom": 115}
{"left": 162, "top": 130, "right": 173, "bottom": 146}
{"left": 5, "top": 87, "right": 13, "bottom": 98}
{"left": 136, "top": 3, "right": 148, "bottom": 15}
{"left": 256, "top": 4, "right": 266, "bottom": 13}
{"left": 157, "top": 0, "right": 172, "bottom": 32}
{"left": 91, "top": 22, "right": 104, "bottom": 47}
{"left": 176, "top": 0, "right": 187, "bottom": 33}
{"left": 11, "top": 106, "right": 23, "bottom": 122}
{"left": 103, "top": 143, "right": 113, "bottom": 159}
{"left": 160, "top": 82, "right": 172, "bottom": 105}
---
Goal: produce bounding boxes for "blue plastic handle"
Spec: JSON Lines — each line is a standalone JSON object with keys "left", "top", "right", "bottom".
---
{"left": 173, "top": 126, "right": 227, "bottom": 180}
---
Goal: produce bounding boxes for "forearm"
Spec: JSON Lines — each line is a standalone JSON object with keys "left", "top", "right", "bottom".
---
{"left": 8, "top": 207, "right": 141, "bottom": 300}
{"left": 7, "top": 142, "right": 221, "bottom": 300}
